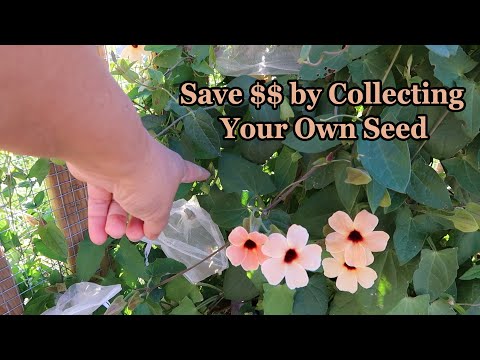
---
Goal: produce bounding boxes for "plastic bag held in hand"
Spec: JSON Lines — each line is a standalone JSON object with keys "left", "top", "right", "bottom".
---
{"left": 142, "top": 197, "right": 228, "bottom": 283}
{"left": 42, "top": 282, "right": 121, "bottom": 315}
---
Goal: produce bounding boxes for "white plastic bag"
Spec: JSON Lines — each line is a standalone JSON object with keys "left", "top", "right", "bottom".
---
{"left": 142, "top": 196, "right": 228, "bottom": 284}
{"left": 42, "top": 282, "right": 121, "bottom": 315}
{"left": 215, "top": 45, "right": 302, "bottom": 76}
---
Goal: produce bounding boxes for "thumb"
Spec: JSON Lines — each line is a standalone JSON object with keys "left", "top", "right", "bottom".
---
{"left": 181, "top": 160, "right": 210, "bottom": 183}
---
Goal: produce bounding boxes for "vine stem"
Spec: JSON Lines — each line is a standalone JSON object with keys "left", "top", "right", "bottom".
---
{"left": 301, "top": 45, "right": 350, "bottom": 67}
{"left": 147, "top": 242, "right": 229, "bottom": 291}
{"left": 156, "top": 105, "right": 217, "bottom": 137}
{"left": 411, "top": 109, "right": 449, "bottom": 161}
{"left": 262, "top": 157, "right": 349, "bottom": 216}
{"left": 365, "top": 45, "right": 403, "bottom": 117}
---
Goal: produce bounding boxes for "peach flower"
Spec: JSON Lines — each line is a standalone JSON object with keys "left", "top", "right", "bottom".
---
{"left": 261, "top": 225, "right": 322, "bottom": 289}
{"left": 120, "top": 45, "right": 150, "bottom": 62}
{"left": 322, "top": 251, "right": 377, "bottom": 294}
{"left": 326, "top": 210, "right": 389, "bottom": 267}
{"left": 226, "top": 226, "right": 269, "bottom": 271}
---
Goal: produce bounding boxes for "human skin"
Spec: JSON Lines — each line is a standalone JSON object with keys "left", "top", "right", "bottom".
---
{"left": 0, "top": 45, "right": 210, "bottom": 245}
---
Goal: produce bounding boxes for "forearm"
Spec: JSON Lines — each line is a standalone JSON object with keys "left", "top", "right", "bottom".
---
{"left": 0, "top": 45, "right": 151, "bottom": 180}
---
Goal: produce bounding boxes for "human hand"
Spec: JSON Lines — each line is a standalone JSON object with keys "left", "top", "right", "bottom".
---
{"left": 67, "top": 137, "right": 210, "bottom": 245}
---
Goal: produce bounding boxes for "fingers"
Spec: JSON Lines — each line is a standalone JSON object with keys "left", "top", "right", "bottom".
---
{"left": 181, "top": 160, "right": 210, "bottom": 183}
{"left": 105, "top": 200, "right": 128, "bottom": 239}
{"left": 87, "top": 184, "right": 112, "bottom": 245}
{"left": 126, "top": 216, "right": 144, "bottom": 242}
{"left": 143, "top": 216, "right": 168, "bottom": 241}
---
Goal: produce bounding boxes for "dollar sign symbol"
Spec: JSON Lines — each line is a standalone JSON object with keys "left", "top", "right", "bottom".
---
{"left": 267, "top": 80, "right": 283, "bottom": 110}
{"left": 249, "top": 81, "right": 266, "bottom": 110}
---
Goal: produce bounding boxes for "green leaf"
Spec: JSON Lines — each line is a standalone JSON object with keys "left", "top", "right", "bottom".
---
{"left": 263, "top": 284, "right": 295, "bottom": 315}
{"left": 218, "top": 153, "right": 276, "bottom": 195}
{"left": 76, "top": 235, "right": 111, "bottom": 281}
{"left": 406, "top": 159, "right": 452, "bottom": 210}
{"left": 428, "top": 299, "right": 456, "bottom": 315}
{"left": 266, "top": 209, "right": 291, "bottom": 233}
{"left": 115, "top": 237, "right": 148, "bottom": 285}
{"left": 151, "top": 89, "right": 169, "bottom": 114}
{"left": 140, "top": 115, "right": 164, "bottom": 132}
{"left": 366, "top": 178, "right": 387, "bottom": 213}
{"left": 457, "top": 278, "right": 480, "bottom": 314}
{"left": 425, "top": 45, "right": 459, "bottom": 58}
{"left": 443, "top": 157, "right": 480, "bottom": 196}
{"left": 454, "top": 231, "right": 480, "bottom": 265}
{"left": 345, "top": 167, "right": 372, "bottom": 185}
{"left": 357, "top": 137, "right": 411, "bottom": 193}
{"left": 24, "top": 291, "right": 54, "bottom": 315}
{"left": 28, "top": 158, "right": 50, "bottom": 184}
{"left": 450, "top": 208, "right": 479, "bottom": 232}
{"left": 292, "top": 275, "right": 331, "bottom": 315}
{"left": 148, "top": 68, "right": 165, "bottom": 84}
{"left": 170, "top": 297, "right": 201, "bottom": 315}
{"left": 466, "top": 134, "right": 480, "bottom": 168}
{"left": 460, "top": 265, "right": 480, "bottom": 280}
{"left": 37, "top": 222, "right": 68, "bottom": 262}
{"left": 145, "top": 45, "right": 177, "bottom": 52}
{"left": 274, "top": 147, "right": 301, "bottom": 190}
{"left": 134, "top": 301, "right": 164, "bottom": 315}
{"left": 239, "top": 137, "right": 282, "bottom": 164}
{"left": 413, "top": 248, "right": 459, "bottom": 300}
{"left": 283, "top": 114, "right": 341, "bottom": 153}
{"left": 209, "top": 191, "right": 248, "bottom": 229}
{"left": 249, "top": 103, "right": 281, "bottom": 123}
{"left": 223, "top": 266, "right": 259, "bottom": 301}
{"left": 380, "top": 104, "right": 418, "bottom": 125}
{"left": 192, "top": 60, "right": 214, "bottom": 75}
{"left": 429, "top": 46, "right": 477, "bottom": 86}
{"left": 165, "top": 276, "right": 202, "bottom": 303}
{"left": 292, "top": 184, "right": 343, "bottom": 238}
{"left": 183, "top": 109, "right": 221, "bottom": 159}
{"left": 334, "top": 161, "right": 360, "bottom": 212}
{"left": 305, "top": 162, "right": 335, "bottom": 190}
{"left": 153, "top": 47, "right": 182, "bottom": 68}
{"left": 387, "top": 294, "right": 430, "bottom": 315}
{"left": 146, "top": 258, "right": 186, "bottom": 287}
{"left": 393, "top": 207, "right": 428, "bottom": 265}
{"left": 454, "top": 77, "right": 480, "bottom": 138}
{"left": 423, "top": 107, "right": 472, "bottom": 159}
{"left": 348, "top": 50, "right": 396, "bottom": 88}
{"left": 189, "top": 45, "right": 210, "bottom": 60}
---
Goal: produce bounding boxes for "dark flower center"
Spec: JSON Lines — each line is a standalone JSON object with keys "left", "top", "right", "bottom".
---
{"left": 244, "top": 239, "right": 257, "bottom": 250}
{"left": 348, "top": 230, "right": 363, "bottom": 242}
{"left": 284, "top": 249, "right": 298, "bottom": 263}
{"left": 344, "top": 263, "right": 356, "bottom": 270}
{"left": 132, "top": 45, "right": 139, "bottom": 48}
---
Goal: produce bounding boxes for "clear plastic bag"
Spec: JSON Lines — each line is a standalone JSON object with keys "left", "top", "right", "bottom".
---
{"left": 215, "top": 45, "right": 302, "bottom": 76}
{"left": 42, "top": 282, "right": 121, "bottom": 315}
{"left": 142, "top": 196, "right": 228, "bottom": 284}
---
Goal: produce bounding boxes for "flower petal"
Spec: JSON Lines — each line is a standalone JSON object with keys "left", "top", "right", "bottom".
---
{"left": 256, "top": 248, "right": 270, "bottom": 265}
{"left": 228, "top": 226, "right": 249, "bottom": 246}
{"left": 336, "top": 270, "right": 358, "bottom": 293}
{"left": 363, "top": 231, "right": 389, "bottom": 252}
{"left": 261, "top": 258, "right": 286, "bottom": 286}
{"left": 353, "top": 210, "right": 379, "bottom": 234}
{"left": 344, "top": 243, "right": 368, "bottom": 267}
{"left": 298, "top": 244, "right": 322, "bottom": 271}
{"left": 226, "top": 245, "right": 246, "bottom": 267}
{"left": 328, "top": 211, "right": 354, "bottom": 235}
{"left": 241, "top": 250, "right": 260, "bottom": 271}
{"left": 322, "top": 257, "right": 345, "bottom": 278}
{"left": 262, "top": 233, "right": 288, "bottom": 258}
{"left": 286, "top": 224, "right": 309, "bottom": 249}
{"left": 249, "top": 232, "right": 268, "bottom": 246}
{"left": 285, "top": 263, "right": 309, "bottom": 289}
{"left": 365, "top": 248, "right": 374, "bottom": 266}
{"left": 356, "top": 267, "right": 378, "bottom": 289}
{"left": 325, "top": 232, "right": 349, "bottom": 253}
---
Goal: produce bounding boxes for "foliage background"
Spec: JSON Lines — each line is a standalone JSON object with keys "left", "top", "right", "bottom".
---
{"left": 2, "top": 45, "right": 480, "bottom": 315}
